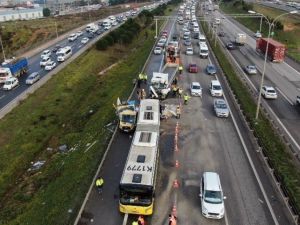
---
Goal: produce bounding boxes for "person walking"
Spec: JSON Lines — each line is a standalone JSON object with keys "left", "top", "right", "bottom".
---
{"left": 176, "top": 105, "right": 181, "bottom": 119}
{"left": 132, "top": 221, "right": 138, "bottom": 225}
{"left": 172, "top": 86, "right": 178, "bottom": 97}
{"left": 178, "top": 87, "right": 183, "bottom": 98}
{"left": 95, "top": 177, "right": 104, "bottom": 194}
{"left": 183, "top": 93, "right": 190, "bottom": 105}
{"left": 143, "top": 73, "right": 148, "bottom": 84}
{"left": 141, "top": 89, "right": 146, "bottom": 100}
{"left": 178, "top": 65, "right": 183, "bottom": 74}
{"left": 173, "top": 77, "right": 178, "bottom": 86}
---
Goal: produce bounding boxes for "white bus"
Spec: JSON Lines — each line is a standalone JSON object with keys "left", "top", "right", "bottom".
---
{"left": 119, "top": 99, "right": 160, "bottom": 216}
{"left": 57, "top": 46, "right": 72, "bottom": 62}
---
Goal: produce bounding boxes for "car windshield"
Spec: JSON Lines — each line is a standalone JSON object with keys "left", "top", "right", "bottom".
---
{"left": 204, "top": 190, "right": 223, "bottom": 204}
{"left": 208, "top": 66, "right": 215, "bottom": 70}
{"left": 190, "top": 64, "right": 197, "bottom": 68}
{"left": 213, "top": 85, "right": 222, "bottom": 90}
{"left": 267, "top": 89, "right": 276, "bottom": 93}
{"left": 5, "top": 80, "right": 12, "bottom": 85}
{"left": 217, "top": 103, "right": 227, "bottom": 109}
{"left": 192, "top": 85, "right": 201, "bottom": 89}
{"left": 249, "top": 66, "right": 255, "bottom": 69}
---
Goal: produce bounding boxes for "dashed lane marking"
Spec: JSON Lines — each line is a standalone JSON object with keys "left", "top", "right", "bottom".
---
{"left": 275, "top": 87, "right": 294, "bottom": 106}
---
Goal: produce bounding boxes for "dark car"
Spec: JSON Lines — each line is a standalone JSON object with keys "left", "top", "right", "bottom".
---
{"left": 96, "top": 29, "right": 104, "bottom": 35}
{"left": 188, "top": 63, "right": 198, "bottom": 73}
{"left": 218, "top": 31, "right": 225, "bottom": 37}
{"left": 206, "top": 64, "right": 217, "bottom": 75}
{"left": 52, "top": 45, "right": 62, "bottom": 53}
{"left": 226, "top": 42, "right": 237, "bottom": 50}
{"left": 184, "top": 39, "right": 192, "bottom": 46}
{"left": 172, "top": 35, "right": 178, "bottom": 41}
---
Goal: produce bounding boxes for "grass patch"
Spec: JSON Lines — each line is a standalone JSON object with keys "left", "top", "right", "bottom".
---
{"left": 221, "top": 1, "right": 300, "bottom": 61}
{"left": 0, "top": 2, "right": 178, "bottom": 224}
{"left": 201, "top": 20, "right": 300, "bottom": 214}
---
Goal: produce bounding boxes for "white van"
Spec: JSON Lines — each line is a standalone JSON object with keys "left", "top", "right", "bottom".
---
{"left": 200, "top": 172, "right": 226, "bottom": 219}
{"left": 57, "top": 46, "right": 72, "bottom": 62}
{"left": 209, "top": 80, "right": 223, "bottom": 97}
{"left": 199, "top": 42, "right": 209, "bottom": 58}
{"left": 199, "top": 34, "right": 206, "bottom": 43}
{"left": 102, "top": 19, "right": 111, "bottom": 27}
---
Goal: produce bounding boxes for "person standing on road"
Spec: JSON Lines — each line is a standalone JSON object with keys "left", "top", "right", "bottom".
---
{"left": 141, "top": 89, "right": 146, "bottom": 100}
{"left": 95, "top": 177, "right": 104, "bottom": 194}
{"left": 178, "top": 65, "right": 183, "bottom": 74}
{"left": 178, "top": 87, "right": 183, "bottom": 98}
{"left": 183, "top": 93, "right": 190, "bottom": 105}
{"left": 132, "top": 220, "right": 139, "bottom": 225}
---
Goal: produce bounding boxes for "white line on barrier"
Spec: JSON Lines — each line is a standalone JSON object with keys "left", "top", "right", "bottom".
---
{"left": 122, "top": 213, "right": 128, "bottom": 225}
{"left": 84, "top": 140, "right": 98, "bottom": 153}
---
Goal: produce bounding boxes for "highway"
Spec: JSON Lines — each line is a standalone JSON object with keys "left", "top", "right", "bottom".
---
{"left": 76, "top": 3, "right": 294, "bottom": 225}
{"left": 0, "top": 11, "right": 135, "bottom": 111}
{"left": 206, "top": 8, "right": 300, "bottom": 155}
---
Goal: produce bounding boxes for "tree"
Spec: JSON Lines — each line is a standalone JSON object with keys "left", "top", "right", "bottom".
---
{"left": 43, "top": 8, "right": 51, "bottom": 17}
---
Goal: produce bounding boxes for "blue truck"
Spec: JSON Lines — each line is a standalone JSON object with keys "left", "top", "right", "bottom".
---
{"left": 0, "top": 57, "right": 28, "bottom": 83}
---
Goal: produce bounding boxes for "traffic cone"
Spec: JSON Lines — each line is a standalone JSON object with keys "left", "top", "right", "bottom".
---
{"left": 173, "top": 179, "right": 179, "bottom": 188}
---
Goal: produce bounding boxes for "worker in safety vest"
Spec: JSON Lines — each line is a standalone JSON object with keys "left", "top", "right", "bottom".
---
{"left": 172, "top": 86, "right": 178, "bottom": 97}
{"left": 183, "top": 93, "right": 190, "bottom": 105}
{"left": 132, "top": 221, "right": 138, "bottom": 225}
{"left": 169, "top": 214, "right": 177, "bottom": 225}
{"left": 178, "top": 65, "right": 183, "bottom": 74}
{"left": 95, "top": 177, "right": 104, "bottom": 193}
{"left": 138, "top": 215, "right": 145, "bottom": 225}
{"left": 138, "top": 73, "right": 143, "bottom": 82}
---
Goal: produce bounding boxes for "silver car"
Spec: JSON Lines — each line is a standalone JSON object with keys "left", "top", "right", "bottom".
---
{"left": 245, "top": 65, "right": 257, "bottom": 75}
{"left": 26, "top": 72, "right": 40, "bottom": 85}
{"left": 214, "top": 99, "right": 229, "bottom": 117}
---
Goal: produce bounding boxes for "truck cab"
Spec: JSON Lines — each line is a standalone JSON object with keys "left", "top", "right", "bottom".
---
{"left": 115, "top": 99, "right": 138, "bottom": 132}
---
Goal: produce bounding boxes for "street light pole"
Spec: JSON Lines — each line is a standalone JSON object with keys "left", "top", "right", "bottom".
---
{"left": 259, "top": 16, "right": 262, "bottom": 33}
{"left": 248, "top": 10, "right": 298, "bottom": 120}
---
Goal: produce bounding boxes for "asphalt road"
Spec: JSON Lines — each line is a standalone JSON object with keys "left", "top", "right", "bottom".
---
{"left": 77, "top": 4, "right": 294, "bottom": 225}
{"left": 0, "top": 11, "right": 134, "bottom": 109}
{"left": 151, "top": 13, "right": 293, "bottom": 225}
{"left": 77, "top": 15, "right": 177, "bottom": 225}
{"left": 207, "top": 10, "right": 300, "bottom": 155}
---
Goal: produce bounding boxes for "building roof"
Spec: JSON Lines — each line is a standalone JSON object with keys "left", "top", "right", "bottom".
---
{"left": 0, "top": 7, "right": 42, "bottom": 16}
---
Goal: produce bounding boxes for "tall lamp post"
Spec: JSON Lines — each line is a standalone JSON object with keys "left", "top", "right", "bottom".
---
{"left": 248, "top": 10, "right": 298, "bottom": 121}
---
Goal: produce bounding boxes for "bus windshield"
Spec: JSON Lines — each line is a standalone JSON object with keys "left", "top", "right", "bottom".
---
{"left": 120, "top": 186, "right": 153, "bottom": 206}
{"left": 121, "top": 114, "right": 136, "bottom": 123}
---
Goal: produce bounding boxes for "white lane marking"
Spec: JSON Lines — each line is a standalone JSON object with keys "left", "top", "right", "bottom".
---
{"left": 223, "top": 86, "right": 280, "bottom": 225}
{"left": 84, "top": 140, "right": 98, "bottom": 153}
{"left": 159, "top": 55, "right": 164, "bottom": 72}
{"left": 224, "top": 207, "right": 230, "bottom": 225}
{"left": 265, "top": 102, "right": 300, "bottom": 151}
{"left": 275, "top": 87, "right": 294, "bottom": 105}
{"left": 283, "top": 61, "right": 300, "bottom": 76}
{"left": 78, "top": 45, "right": 82, "bottom": 49}
{"left": 0, "top": 95, "right": 5, "bottom": 99}
{"left": 122, "top": 213, "right": 128, "bottom": 225}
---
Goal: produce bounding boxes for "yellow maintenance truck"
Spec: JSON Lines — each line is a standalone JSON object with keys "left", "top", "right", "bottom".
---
{"left": 114, "top": 98, "right": 138, "bottom": 132}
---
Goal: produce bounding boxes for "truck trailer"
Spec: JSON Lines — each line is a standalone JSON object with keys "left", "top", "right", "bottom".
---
{"left": 256, "top": 38, "right": 286, "bottom": 63}
{"left": 235, "top": 33, "right": 246, "bottom": 46}
{"left": 0, "top": 57, "right": 28, "bottom": 83}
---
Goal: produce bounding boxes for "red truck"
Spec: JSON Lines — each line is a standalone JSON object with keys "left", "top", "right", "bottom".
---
{"left": 256, "top": 38, "right": 286, "bottom": 63}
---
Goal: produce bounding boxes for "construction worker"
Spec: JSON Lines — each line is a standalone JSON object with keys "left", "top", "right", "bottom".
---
{"left": 178, "top": 87, "right": 183, "bottom": 98}
{"left": 176, "top": 105, "right": 181, "bottom": 119}
{"left": 183, "top": 93, "right": 190, "bottom": 105}
{"left": 138, "top": 73, "right": 143, "bottom": 81}
{"left": 132, "top": 221, "right": 138, "bottom": 225}
{"left": 178, "top": 65, "right": 183, "bottom": 74}
{"left": 172, "top": 86, "right": 178, "bottom": 97}
{"left": 95, "top": 177, "right": 104, "bottom": 193}
{"left": 138, "top": 215, "right": 145, "bottom": 225}
{"left": 169, "top": 214, "right": 177, "bottom": 225}
{"left": 141, "top": 89, "right": 146, "bottom": 100}
{"left": 142, "top": 73, "right": 148, "bottom": 84}
{"left": 172, "top": 77, "right": 178, "bottom": 86}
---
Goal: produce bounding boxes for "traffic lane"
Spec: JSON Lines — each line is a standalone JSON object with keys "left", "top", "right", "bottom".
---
{"left": 218, "top": 17, "right": 300, "bottom": 101}
{"left": 80, "top": 131, "right": 132, "bottom": 225}
{"left": 79, "top": 15, "right": 176, "bottom": 225}
{"left": 187, "top": 54, "right": 273, "bottom": 225}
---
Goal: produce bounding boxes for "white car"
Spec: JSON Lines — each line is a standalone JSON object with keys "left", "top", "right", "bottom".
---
{"left": 261, "top": 86, "right": 278, "bottom": 99}
{"left": 190, "top": 82, "right": 202, "bottom": 97}
{"left": 157, "top": 40, "right": 166, "bottom": 47}
{"left": 76, "top": 31, "right": 83, "bottom": 37}
{"left": 45, "top": 61, "right": 57, "bottom": 71}
{"left": 41, "top": 49, "right": 51, "bottom": 59}
{"left": 26, "top": 72, "right": 40, "bottom": 85}
{"left": 81, "top": 37, "right": 89, "bottom": 44}
{"left": 56, "top": 47, "right": 64, "bottom": 55}
{"left": 154, "top": 47, "right": 162, "bottom": 55}
{"left": 255, "top": 31, "right": 262, "bottom": 38}
{"left": 40, "top": 56, "right": 51, "bottom": 67}
{"left": 193, "top": 27, "right": 200, "bottom": 32}
{"left": 112, "top": 21, "right": 118, "bottom": 26}
{"left": 245, "top": 65, "right": 257, "bottom": 74}
{"left": 3, "top": 77, "right": 19, "bottom": 90}
{"left": 68, "top": 33, "right": 77, "bottom": 42}
{"left": 186, "top": 47, "right": 193, "bottom": 55}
